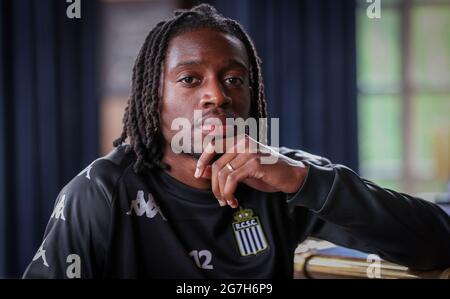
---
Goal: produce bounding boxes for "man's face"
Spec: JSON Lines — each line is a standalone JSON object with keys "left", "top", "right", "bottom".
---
{"left": 160, "top": 27, "right": 252, "bottom": 158}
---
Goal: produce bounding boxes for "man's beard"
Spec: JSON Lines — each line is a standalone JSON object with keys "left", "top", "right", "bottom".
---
{"left": 187, "top": 151, "right": 223, "bottom": 162}
{"left": 188, "top": 124, "right": 247, "bottom": 159}
{"left": 187, "top": 135, "right": 226, "bottom": 161}
{"left": 188, "top": 151, "right": 202, "bottom": 160}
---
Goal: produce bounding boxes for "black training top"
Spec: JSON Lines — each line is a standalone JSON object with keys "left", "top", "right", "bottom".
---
{"left": 23, "top": 145, "right": 450, "bottom": 278}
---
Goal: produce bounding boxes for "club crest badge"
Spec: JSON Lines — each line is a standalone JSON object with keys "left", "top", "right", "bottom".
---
{"left": 232, "top": 207, "right": 268, "bottom": 256}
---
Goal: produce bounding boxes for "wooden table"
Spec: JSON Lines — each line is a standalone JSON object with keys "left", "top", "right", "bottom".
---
{"left": 294, "top": 239, "right": 450, "bottom": 279}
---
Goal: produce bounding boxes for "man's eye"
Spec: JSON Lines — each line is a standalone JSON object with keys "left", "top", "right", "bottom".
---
{"left": 179, "top": 76, "right": 200, "bottom": 85}
{"left": 225, "top": 77, "right": 243, "bottom": 86}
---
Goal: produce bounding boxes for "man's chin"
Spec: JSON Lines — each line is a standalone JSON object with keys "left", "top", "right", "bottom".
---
{"left": 173, "top": 128, "right": 242, "bottom": 160}
{"left": 187, "top": 152, "right": 202, "bottom": 160}
{"left": 185, "top": 151, "right": 223, "bottom": 162}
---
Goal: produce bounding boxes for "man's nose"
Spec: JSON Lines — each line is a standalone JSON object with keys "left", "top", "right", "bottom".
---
{"left": 199, "top": 79, "right": 231, "bottom": 109}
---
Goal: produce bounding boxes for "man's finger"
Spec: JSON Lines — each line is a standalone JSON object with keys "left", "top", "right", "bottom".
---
{"left": 200, "top": 165, "right": 212, "bottom": 179}
{"left": 195, "top": 136, "right": 239, "bottom": 178}
{"left": 222, "top": 165, "right": 254, "bottom": 208}
{"left": 195, "top": 141, "right": 216, "bottom": 178}
{"left": 210, "top": 161, "right": 225, "bottom": 205}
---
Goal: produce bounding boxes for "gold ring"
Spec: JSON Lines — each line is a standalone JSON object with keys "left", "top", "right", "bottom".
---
{"left": 226, "top": 162, "right": 234, "bottom": 171}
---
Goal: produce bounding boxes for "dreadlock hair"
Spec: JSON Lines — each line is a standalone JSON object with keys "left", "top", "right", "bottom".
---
{"left": 113, "top": 3, "right": 268, "bottom": 173}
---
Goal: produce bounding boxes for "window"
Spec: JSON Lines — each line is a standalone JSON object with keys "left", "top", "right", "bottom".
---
{"left": 357, "top": 0, "right": 450, "bottom": 197}
{"left": 99, "top": 0, "right": 178, "bottom": 155}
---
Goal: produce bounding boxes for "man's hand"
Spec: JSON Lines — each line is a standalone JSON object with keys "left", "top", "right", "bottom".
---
{"left": 194, "top": 135, "right": 309, "bottom": 208}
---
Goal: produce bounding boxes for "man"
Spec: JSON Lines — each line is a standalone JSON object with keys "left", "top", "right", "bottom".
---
{"left": 23, "top": 4, "right": 450, "bottom": 279}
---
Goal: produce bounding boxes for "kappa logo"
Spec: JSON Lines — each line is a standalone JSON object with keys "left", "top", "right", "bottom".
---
{"left": 33, "top": 238, "right": 49, "bottom": 267}
{"left": 232, "top": 207, "right": 268, "bottom": 256}
{"left": 77, "top": 160, "right": 97, "bottom": 180}
{"left": 51, "top": 194, "right": 67, "bottom": 221}
{"left": 126, "top": 190, "right": 166, "bottom": 220}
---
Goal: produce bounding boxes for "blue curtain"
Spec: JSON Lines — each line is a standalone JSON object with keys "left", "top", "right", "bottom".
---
{"left": 206, "top": 0, "right": 359, "bottom": 170}
{"left": 0, "top": 0, "right": 357, "bottom": 278}
{"left": 0, "top": 0, "right": 99, "bottom": 278}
